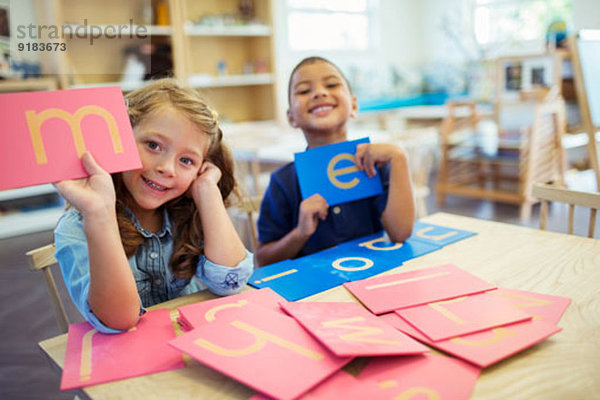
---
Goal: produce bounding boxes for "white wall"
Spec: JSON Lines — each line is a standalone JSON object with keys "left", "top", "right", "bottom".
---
{"left": 573, "top": 0, "right": 600, "bottom": 30}
{"left": 273, "top": 0, "right": 430, "bottom": 124}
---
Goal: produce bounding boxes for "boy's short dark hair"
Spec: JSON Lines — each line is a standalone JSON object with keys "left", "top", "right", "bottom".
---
{"left": 287, "top": 56, "right": 352, "bottom": 105}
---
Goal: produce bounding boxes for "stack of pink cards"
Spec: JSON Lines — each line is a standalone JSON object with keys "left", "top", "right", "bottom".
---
{"left": 177, "top": 288, "right": 287, "bottom": 330}
{"left": 280, "top": 301, "right": 428, "bottom": 357}
{"left": 60, "top": 309, "right": 184, "bottom": 391}
{"left": 377, "top": 289, "right": 569, "bottom": 367}
{"left": 358, "top": 353, "right": 481, "bottom": 400}
{"left": 249, "top": 370, "right": 388, "bottom": 400}
{"left": 344, "top": 264, "right": 569, "bottom": 367}
{"left": 343, "top": 264, "right": 497, "bottom": 314}
{"left": 169, "top": 303, "right": 351, "bottom": 400}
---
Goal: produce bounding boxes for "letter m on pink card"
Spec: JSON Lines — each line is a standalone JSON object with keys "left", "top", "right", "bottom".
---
{"left": 0, "top": 86, "right": 141, "bottom": 190}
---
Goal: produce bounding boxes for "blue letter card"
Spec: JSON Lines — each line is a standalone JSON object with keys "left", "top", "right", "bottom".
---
{"left": 248, "top": 259, "right": 346, "bottom": 301}
{"left": 294, "top": 137, "right": 383, "bottom": 206}
{"left": 333, "top": 233, "right": 442, "bottom": 279}
{"left": 410, "top": 221, "right": 477, "bottom": 247}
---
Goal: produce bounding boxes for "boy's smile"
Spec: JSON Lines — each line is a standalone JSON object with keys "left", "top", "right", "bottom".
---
{"left": 287, "top": 60, "right": 357, "bottom": 143}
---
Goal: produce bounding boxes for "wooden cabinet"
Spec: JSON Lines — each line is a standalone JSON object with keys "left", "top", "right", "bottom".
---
{"left": 41, "top": 0, "right": 276, "bottom": 122}
{"left": 175, "top": 0, "right": 276, "bottom": 122}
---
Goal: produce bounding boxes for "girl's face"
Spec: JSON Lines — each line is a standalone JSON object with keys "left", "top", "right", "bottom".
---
{"left": 287, "top": 61, "right": 357, "bottom": 135}
{"left": 122, "top": 106, "right": 209, "bottom": 215}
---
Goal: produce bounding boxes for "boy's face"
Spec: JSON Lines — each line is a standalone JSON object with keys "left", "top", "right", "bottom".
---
{"left": 287, "top": 61, "right": 357, "bottom": 135}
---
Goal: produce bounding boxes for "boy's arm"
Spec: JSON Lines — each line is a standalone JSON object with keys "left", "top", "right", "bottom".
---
{"left": 355, "top": 143, "right": 416, "bottom": 242}
{"left": 381, "top": 148, "right": 416, "bottom": 241}
{"left": 255, "top": 193, "right": 328, "bottom": 267}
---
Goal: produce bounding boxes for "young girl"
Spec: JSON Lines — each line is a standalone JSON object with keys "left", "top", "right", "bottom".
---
{"left": 54, "top": 79, "right": 253, "bottom": 333}
{"left": 255, "top": 57, "right": 416, "bottom": 267}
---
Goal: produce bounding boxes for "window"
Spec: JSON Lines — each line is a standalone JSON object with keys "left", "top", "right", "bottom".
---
{"left": 287, "top": 0, "right": 373, "bottom": 51}
{"left": 473, "top": 0, "right": 572, "bottom": 48}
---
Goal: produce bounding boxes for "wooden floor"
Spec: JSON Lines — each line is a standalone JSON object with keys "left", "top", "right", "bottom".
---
{"left": 0, "top": 171, "right": 597, "bottom": 400}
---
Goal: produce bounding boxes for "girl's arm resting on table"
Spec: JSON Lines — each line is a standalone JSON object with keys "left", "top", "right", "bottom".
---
{"left": 196, "top": 250, "right": 254, "bottom": 296}
{"left": 54, "top": 153, "right": 140, "bottom": 331}
{"left": 55, "top": 211, "right": 143, "bottom": 334}
{"left": 192, "top": 163, "right": 246, "bottom": 266}
{"left": 84, "top": 210, "right": 141, "bottom": 330}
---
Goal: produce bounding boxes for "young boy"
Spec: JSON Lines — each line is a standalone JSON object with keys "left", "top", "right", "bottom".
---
{"left": 255, "top": 57, "right": 415, "bottom": 267}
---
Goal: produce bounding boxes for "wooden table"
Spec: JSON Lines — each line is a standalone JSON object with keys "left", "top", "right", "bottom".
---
{"left": 39, "top": 212, "right": 600, "bottom": 399}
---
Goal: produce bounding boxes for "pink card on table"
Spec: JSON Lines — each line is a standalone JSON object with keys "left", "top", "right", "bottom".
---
{"left": 343, "top": 264, "right": 496, "bottom": 314}
{"left": 281, "top": 301, "right": 428, "bottom": 357}
{"left": 177, "top": 288, "right": 287, "bottom": 330}
{"left": 358, "top": 353, "right": 480, "bottom": 400}
{"left": 396, "top": 291, "right": 532, "bottom": 341}
{"left": 488, "top": 288, "right": 571, "bottom": 325}
{"left": 380, "top": 312, "right": 562, "bottom": 368}
{"left": 0, "top": 87, "right": 141, "bottom": 190}
{"left": 169, "top": 303, "right": 351, "bottom": 400}
{"left": 249, "top": 370, "right": 387, "bottom": 400}
{"left": 60, "top": 308, "right": 184, "bottom": 391}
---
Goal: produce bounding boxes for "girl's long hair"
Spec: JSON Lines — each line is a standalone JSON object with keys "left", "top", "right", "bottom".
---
{"left": 117, "top": 78, "right": 236, "bottom": 278}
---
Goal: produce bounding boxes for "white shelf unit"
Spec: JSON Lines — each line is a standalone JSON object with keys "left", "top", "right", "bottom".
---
{"left": 0, "top": 184, "right": 57, "bottom": 202}
{"left": 62, "top": 24, "right": 173, "bottom": 36}
{"left": 187, "top": 73, "right": 274, "bottom": 88}
{"left": 69, "top": 80, "right": 146, "bottom": 92}
{"left": 184, "top": 24, "right": 271, "bottom": 37}
{"left": 0, "top": 207, "right": 64, "bottom": 239}
{"left": 0, "top": 185, "right": 63, "bottom": 239}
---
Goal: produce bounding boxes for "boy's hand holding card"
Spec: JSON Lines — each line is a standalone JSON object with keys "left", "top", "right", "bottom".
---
{"left": 294, "top": 138, "right": 383, "bottom": 206}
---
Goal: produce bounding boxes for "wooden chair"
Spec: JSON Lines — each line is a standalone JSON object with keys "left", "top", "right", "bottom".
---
{"left": 230, "top": 195, "right": 262, "bottom": 252}
{"left": 437, "top": 95, "right": 567, "bottom": 221}
{"left": 25, "top": 243, "right": 70, "bottom": 334}
{"left": 532, "top": 183, "right": 600, "bottom": 238}
{"left": 390, "top": 127, "right": 439, "bottom": 218}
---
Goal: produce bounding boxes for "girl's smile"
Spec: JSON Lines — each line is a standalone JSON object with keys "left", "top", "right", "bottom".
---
{"left": 121, "top": 106, "right": 209, "bottom": 225}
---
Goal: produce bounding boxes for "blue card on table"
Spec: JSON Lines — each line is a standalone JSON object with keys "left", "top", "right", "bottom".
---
{"left": 294, "top": 137, "right": 383, "bottom": 206}
{"left": 334, "top": 233, "right": 442, "bottom": 278}
{"left": 410, "top": 221, "right": 477, "bottom": 246}
{"left": 248, "top": 259, "right": 346, "bottom": 301}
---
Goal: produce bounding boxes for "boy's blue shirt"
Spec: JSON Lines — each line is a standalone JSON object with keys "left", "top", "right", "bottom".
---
{"left": 54, "top": 208, "right": 253, "bottom": 333}
{"left": 258, "top": 161, "right": 390, "bottom": 257}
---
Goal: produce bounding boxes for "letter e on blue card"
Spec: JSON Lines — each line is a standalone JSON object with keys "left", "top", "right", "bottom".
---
{"left": 294, "top": 138, "right": 383, "bottom": 206}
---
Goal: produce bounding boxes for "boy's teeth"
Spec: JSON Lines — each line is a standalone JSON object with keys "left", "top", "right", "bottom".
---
{"left": 312, "top": 106, "right": 333, "bottom": 113}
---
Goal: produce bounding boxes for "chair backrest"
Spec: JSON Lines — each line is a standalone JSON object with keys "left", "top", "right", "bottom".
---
{"left": 25, "top": 244, "right": 70, "bottom": 333}
{"left": 532, "top": 183, "right": 600, "bottom": 238}
{"left": 391, "top": 127, "right": 439, "bottom": 218}
{"left": 234, "top": 195, "right": 262, "bottom": 252}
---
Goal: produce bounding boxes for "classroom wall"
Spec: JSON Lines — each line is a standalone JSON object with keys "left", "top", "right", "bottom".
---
{"left": 4, "top": 0, "right": 39, "bottom": 63}
{"left": 573, "top": 0, "right": 600, "bottom": 30}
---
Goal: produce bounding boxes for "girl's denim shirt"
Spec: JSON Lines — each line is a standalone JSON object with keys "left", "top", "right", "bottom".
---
{"left": 54, "top": 208, "right": 253, "bottom": 333}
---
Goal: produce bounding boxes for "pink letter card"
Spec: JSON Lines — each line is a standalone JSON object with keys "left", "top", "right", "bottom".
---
{"left": 177, "top": 288, "right": 288, "bottom": 330}
{"left": 343, "top": 264, "right": 496, "bottom": 314}
{"left": 0, "top": 86, "right": 141, "bottom": 190}
{"left": 396, "top": 291, "right": 532, "bottom": 341}
{"left": 379, "top": 312, "right": 561, "bottom": 368}
{"left": 281, "top": 301, "right": 428, "bottom": 357}
{"left": 249, "top": 370, "right": 388, "bottom": 400}
{"left": 168, "top": 303, "right": 351, "bottom": 400}
{"left": 488, "top": 288, "right": 571, "bottom": 325}
{"left": 60, "top": 308, "right": 184, "bottom": 391}
{"left": 358, "top": 353, "right": 480, "bottom": 400}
